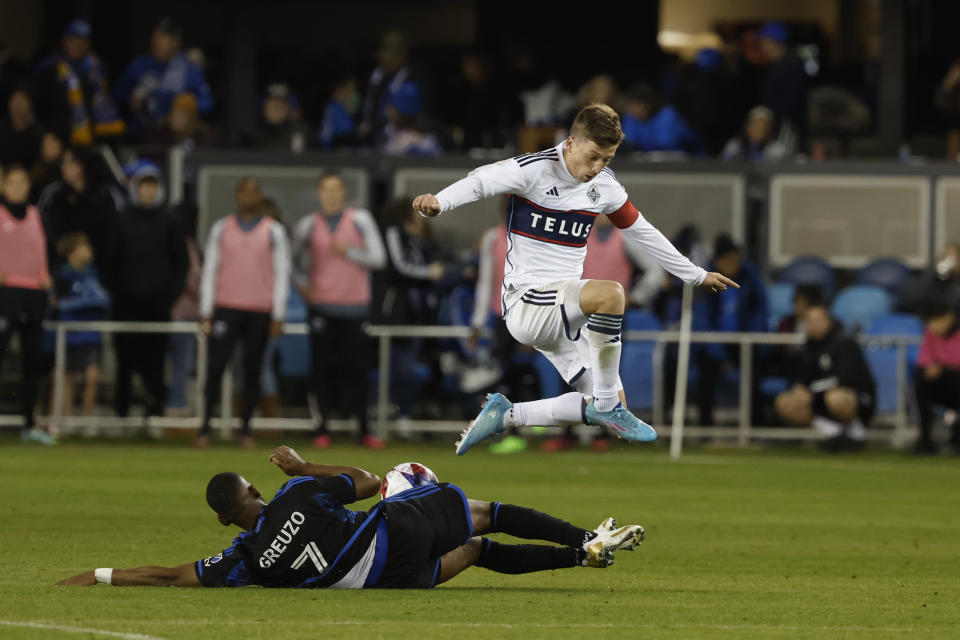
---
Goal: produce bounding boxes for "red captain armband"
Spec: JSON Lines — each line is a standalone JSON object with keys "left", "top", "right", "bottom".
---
{"left": 607, "top": 200, "right": 640, "bottom": 229}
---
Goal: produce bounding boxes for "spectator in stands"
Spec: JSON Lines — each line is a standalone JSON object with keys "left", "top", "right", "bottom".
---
{"left": 540, "top": 213, "right": 667, "bottom": 452}
{"left": 37, "top": 147, "right": 117, "bottom": 275}
{"left": 912, "top": 299, "right": 960, "bottom": 454}
{"left": 770, "top": 284, "right": 824, "bottom": 381}
{"left": 0, "top": 89, "right": 43, "bottom": 168}
{"left": 722, "top": 106, "right": 794, "bottom": 161}
{"left": 899, "top": 243, "right": 960, "bottom": 315}
{"left": 197, "top": 178, "right": 289, "bottom": 448}
{"left": 375, "top": 198, "right": 446, "bottom": 427}
{"left": 382, "top": 82, "right": 441, "bottom": 156}
{"left": 32, "top": 20, "right": 124, "bottom": 147}
{"left": 144, "top": 92, "right": 211, "bottom": 149}
{"left": 694, "top": 234, "right": 768, "bottom": 426}
{"left": 251, "top": 83, "right": 310, "bottom": 152}
{"left": 166, "top": 202, "right": 202, "bottom": 417}
{"left": 358, "top": 30, "right": 418, "bottom": 145}
{"left": 109, "top": 161, "right": 187, "bottom": 423}
{"left": 114, "top": 18, "right": 213, "bottom": 132}
{"left": 775, "top": 303, "right": 875, "bottom": 450}
{"left": 0, "top": 165, "right": 55, "bottom": 444}
{"left": 621, "top": 84, "right": 703, "bottom": 154}
{"left": 934, "top": 58, "right": 960, "bottom": 160}
{"left": 317, "top": 74, "right": 359, "bottom": 149}
{"left": 292, "top": 172, "right": 386, "bottom": 449}
{"left": 29, "top": 131, "right": 64, "bottom": 202}
{"left": 757, "top": 21, "right": 807, "bottom": 141}
{"left": 444, "top": 52, "right": 513, "bottom": 150}
{"left": 49, "top": 231, "right": 110, "bottom": 429}
{"left": 670, "top": 49, "right": 738, "bottom": 154}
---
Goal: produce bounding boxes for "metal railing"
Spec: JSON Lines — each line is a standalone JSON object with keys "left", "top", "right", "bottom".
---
{"left": 0, "top": 319, "right": 922, "bottom": 448}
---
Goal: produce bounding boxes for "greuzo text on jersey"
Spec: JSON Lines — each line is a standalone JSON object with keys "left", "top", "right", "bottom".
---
{"left": 434, "top": 141, "right": 706, "bottom": 311}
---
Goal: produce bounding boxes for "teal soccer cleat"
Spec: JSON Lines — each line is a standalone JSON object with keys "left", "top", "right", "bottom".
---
{"left": 455, "top": 393, "right": 513, "bottom": 455}
{"left": 584, "top": 402, "right": 658, "bottom": 442}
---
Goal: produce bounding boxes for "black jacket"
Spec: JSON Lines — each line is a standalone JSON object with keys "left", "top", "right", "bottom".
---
{"left": 109, "top": 204, "right": 188, "bottom": 309}
{"left": 795, "top": 322, "right": 875, "bottom": 397}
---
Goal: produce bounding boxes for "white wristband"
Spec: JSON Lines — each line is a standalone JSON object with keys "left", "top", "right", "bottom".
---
{"left": 94, "top": 568, "right": 113, "bottom": 585}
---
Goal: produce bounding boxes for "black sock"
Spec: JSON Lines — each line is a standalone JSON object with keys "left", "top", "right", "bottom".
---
{"left": 490, "top": 503, "right": 594, "bottom": 547}
{"left": 476, "top": 538, "right": 580, "bottom": 574}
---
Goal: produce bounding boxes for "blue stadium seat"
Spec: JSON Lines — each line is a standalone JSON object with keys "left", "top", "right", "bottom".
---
{"left": 767, "top": 282, "right": 796, "bottom": 330}
{"left": 621, "top": 312, "right": 661, "bottom": 410}
{"left": 856, "top": 258, "right": 911, "bottom": 298}
{"left": 276, "top": 286, "right": 310, "bottom": 378}
{"left": 779, "top": 256, "right": 836, "bottom": 300}
{"left": 830, "top": 285, "right": 893, "bottom": 333}
{"left": 863, "top": 313, "right": 924, "bottom": 413}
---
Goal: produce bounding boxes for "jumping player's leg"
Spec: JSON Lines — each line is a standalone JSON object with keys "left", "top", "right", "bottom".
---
{"left": 578, "top": 279, "right": 625, "bottom": 412}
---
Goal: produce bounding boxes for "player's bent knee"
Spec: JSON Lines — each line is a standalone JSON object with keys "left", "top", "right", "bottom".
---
{"left": 437, "top": 538, "right": 483, "bottom": 585}
{"left": 468, "top": 499, "right": 492, "bottom": 534}
{"left": 825, "top": 388, "right": 857, "bottom": 422}
{"left": 581, "top": 280, "right": 625, "bottom": 315}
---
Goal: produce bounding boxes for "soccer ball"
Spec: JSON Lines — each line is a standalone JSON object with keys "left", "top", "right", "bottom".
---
{"left": 380, "top": 462, "right": 439, "bottom": 499}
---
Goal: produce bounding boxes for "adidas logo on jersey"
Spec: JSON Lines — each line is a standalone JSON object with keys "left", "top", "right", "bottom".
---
{"left": 545, "top": 186, "right": 559, "bottom": 197}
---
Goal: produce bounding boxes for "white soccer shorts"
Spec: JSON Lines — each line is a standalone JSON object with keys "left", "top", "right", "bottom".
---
{"left": 502, "top": 279, "right": 622, "bottom": 394}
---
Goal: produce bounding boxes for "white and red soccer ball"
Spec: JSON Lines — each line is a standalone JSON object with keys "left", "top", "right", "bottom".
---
{"left": 380, "top": 462, "right": 439, "bottom": 499}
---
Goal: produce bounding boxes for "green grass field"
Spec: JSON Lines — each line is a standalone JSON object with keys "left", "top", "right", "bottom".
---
{"left": 1, "top": 436, "right": 958, "bottom": 639}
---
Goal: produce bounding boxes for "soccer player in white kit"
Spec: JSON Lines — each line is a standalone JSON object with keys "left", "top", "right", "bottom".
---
{"left": 412, "top": 104, "right": 737, "bottom": 454}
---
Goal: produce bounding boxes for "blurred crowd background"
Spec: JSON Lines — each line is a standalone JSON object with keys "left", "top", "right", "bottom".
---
{"left": 3, "top": 0, "right": 960, "bottom": 455}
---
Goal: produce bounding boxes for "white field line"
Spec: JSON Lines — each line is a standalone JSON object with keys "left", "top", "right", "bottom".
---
{"left": 189, "top": 619, "right": 916, "bottom": 633}
{"left": 0, "top": 620, "right": 167, "bottom": 640}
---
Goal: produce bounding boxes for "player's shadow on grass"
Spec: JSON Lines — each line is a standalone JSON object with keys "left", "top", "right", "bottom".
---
{"left": 436, "top": 587, "right": 586, "bottom": 593}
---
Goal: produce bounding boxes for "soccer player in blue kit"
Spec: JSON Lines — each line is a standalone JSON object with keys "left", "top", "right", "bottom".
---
{"left": 58, "top": 446, "right": 644, "bottom": 589}
{"left": 412, "top": 104, "right": 737, "bottom": 453}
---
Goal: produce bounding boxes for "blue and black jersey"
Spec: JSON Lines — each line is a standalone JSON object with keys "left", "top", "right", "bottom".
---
{"left": 195, "top": 474, "right": 385, "bottom": 588}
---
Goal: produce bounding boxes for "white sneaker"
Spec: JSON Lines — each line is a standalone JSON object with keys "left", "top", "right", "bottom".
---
{"left": 582, "top": 518, "right": 644, "bottom": 567}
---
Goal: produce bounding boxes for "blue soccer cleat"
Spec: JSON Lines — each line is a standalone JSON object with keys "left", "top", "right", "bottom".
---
{"left": 584, "top": 402, "right": 657, "bottom": 442}
{"left": 456, "top": 393, "right": 512, "bottom": 455}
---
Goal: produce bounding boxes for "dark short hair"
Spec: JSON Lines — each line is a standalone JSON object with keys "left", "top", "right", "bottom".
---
{"left": 713, "top": 233, "right": 739, "bottom": 259}
{"left": 206, "top": 472, "right": 245, "bottom": 515}
{"left": 570, "top": 104, "right": 625, "bottom": 148}
{"left": 920, "top": 297, "right": 954, "bottom": 321}
{"left": 317, "top": 170, "right": 343, "bottom": 186}
{"left": 3, "top": 163, "right": 29, "bottom": 179}
{"left": 56, "top": 231, "right": 90, "bottom": 258}
{"left": 794, "top": 284, "right": 824, "bottom": 307}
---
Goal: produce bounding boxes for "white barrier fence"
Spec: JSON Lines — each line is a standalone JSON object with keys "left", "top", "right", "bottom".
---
{"left": 0, "top": 317, "right": 922, "bottom": 452}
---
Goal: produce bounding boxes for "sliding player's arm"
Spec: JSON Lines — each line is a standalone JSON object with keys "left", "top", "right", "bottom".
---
{"left": 58, "top": 563, "right": 201, "bottom": 587}
{"left": 412, "top": 157, "right": 533, "bottom": 217}
{"left": 606, "top": 200, "right": 738, "bottom": 293}
{"left": 269, "top": 445, "right": 381, "bottom": 499}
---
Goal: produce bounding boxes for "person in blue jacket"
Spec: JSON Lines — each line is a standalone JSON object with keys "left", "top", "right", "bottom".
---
{"left": 621, "top": 84, "right": 704, "bottom": 154}
{"left": 51, "top": 231, "right": 110, "bottom": 423}
{"left": 114, "top": 18, "right": 212, "bottom": 132}
{"left": 693, "top": 234, "right": 768, "bottom": 426}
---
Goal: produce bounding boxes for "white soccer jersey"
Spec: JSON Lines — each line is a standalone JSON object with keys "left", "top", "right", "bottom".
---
{"left": 434, "top": 141, "right": 706, "bottom": 308}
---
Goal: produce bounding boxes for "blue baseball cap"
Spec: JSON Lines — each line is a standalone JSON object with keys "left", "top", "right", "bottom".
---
{"left": 694, "top": 48, "right": 722, "bottom": 70}
{"left": 757, "top": 21, "right": 788, "bottom": 44}
{"left": 64, "top": 19, "right": 92, "bottom": 39}
{"left": 387, "top": 81, "right": 422, "bottom": 117}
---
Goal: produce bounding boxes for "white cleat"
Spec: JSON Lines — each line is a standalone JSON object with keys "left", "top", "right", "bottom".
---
{"left": 583, "top": 518, "right": 645, "bottom": 568}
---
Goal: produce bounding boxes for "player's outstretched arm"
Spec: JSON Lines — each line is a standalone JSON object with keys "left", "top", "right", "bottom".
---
{"left": 699, "top": 272, "right": 740, "bottom": 293}
{"left": 57, "top": 563, "right": 200, "bottom": 587}
{"left": 269, "top": 445, "right": 381, "bottom": 499}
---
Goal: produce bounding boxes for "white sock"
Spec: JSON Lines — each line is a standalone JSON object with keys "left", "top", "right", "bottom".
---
{"left": 585, "top": 313, "right": 623, "bottom": 412}
{"left": 505, "top": 392, "right": 585, "bottom": 427}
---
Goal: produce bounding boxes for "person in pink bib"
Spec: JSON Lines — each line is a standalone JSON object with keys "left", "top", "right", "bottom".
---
{"left": 292, "top": 172, "right": 386, "bottom": 449}
{"left": 0, "top": 165, "right": 56, "bottom": 444}
{"left": 197, "top": 177, "right": 290, "bottom": 448}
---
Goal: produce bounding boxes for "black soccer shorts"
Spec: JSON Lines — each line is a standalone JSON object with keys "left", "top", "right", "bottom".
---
{"left": 373, "top": 483, "right": 474, "bottom": 588}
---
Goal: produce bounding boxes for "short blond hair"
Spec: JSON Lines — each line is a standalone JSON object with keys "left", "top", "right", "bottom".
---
{"left": 570, "top": 104, "right": 625, "bottom": 148}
